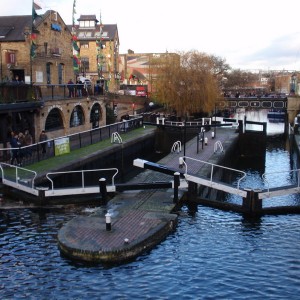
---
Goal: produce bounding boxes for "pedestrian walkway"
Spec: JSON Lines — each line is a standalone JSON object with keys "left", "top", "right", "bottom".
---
{"left": 57, "top": 127, "right": 239, "bottom": 264}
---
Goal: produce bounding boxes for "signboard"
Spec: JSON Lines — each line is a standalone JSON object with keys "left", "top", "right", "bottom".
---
{"left": 54, "top": 137, "right": 70, "bottom": 156}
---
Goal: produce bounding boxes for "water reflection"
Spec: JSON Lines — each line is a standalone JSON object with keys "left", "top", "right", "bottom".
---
{"left": 1, "top": 120, "right": 300, "bottom": 299}
{"left": 233, "top": 108, "right": 285, "bottom": 135}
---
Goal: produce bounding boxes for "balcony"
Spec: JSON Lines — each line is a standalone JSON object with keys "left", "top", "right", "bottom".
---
{"left": 0, "top": 83, "right": 43, "bottom": 112}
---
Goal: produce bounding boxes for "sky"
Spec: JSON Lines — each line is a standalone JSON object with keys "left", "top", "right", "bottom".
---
{"left": 2, "top": 0, "right": 300, "bottom": 71}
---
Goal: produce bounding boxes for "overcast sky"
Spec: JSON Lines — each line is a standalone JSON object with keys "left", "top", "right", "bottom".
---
{"left": 2, "top": 0, "right": 300, "bottom": 71}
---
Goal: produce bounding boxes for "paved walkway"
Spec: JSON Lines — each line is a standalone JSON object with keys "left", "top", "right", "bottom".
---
{"left": 57, "top": 127, "right": 239, "bottom": 264}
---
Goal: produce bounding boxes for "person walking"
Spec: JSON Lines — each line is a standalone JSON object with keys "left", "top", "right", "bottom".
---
{"left": 39, "top": 130, "right": 48, "bottom": 155}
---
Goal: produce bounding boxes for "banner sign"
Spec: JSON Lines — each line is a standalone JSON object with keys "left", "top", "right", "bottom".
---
{"left": 54, "top": 137, "right": 70, "bottom": 156}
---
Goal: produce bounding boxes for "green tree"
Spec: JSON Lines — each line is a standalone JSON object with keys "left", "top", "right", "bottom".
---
{"left": 152, "top": 50, "right": 228, "bottom": 119}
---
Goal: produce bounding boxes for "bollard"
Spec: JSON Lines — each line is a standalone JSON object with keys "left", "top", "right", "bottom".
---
{"left": 204, "top": 137, "right": 208, "bottom": 145}
{"left": 211, "top": 131, "right": 215, "bottom": 139}
{"left": 173, "top": 172, "right": 180, "bottom": 204}
{"left": 99, "top": 178, "right": 107, "bottom": 205}
{"left": 105, "top": 212, "right": 111, "bottom": 231}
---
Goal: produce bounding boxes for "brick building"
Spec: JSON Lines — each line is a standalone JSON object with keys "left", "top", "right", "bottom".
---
{"left": 0, "top": 11, "right": 107, "bottom": 146}
{"left": 69, "top": 15, "right": 120, "bottom": 93}
{"left": 0, "top": 10, "right": 74, "bottom": 84}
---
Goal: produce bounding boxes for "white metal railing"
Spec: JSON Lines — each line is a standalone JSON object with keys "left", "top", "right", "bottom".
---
{"left": 260, "top": 169, "right": 300, "bottom": 199}
{"left": 0, "top": 163, "right": 38, "bottom": 195}
{"left": 45, "top": 168, "right": 119, "bottom": 196}
{"left": 171, "top": 141, "right": 182, "bottom": 153}
{"left": 214, "top": 140, "right": 224, "bottom": 153}
{"left": 111, "top": 132, "right": 122, "bottom": 144}
{"left": 178, "top": 156, "right": 247, "bottom": 197}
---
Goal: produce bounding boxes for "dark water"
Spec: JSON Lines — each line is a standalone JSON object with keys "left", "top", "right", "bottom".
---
{"left": 1, "top": 135, "right": 300, "bottom": 299}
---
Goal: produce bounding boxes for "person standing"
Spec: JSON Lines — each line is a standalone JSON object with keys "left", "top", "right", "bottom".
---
{"left": 77, "top": 79, "right": 83, "bottom": 97}
{"left": 39, "top": 130, "right": 48, "bottom": 154}
{"left": 67, "top": 79, "right": 74, "bottom": 98}
{"left": 18, "top": 132, "right": 26, "bottom": 164}
{"left": 10, "top": 131, "right": 20, "bottom": 165}
{"left": 24, "top": 129, "right": 33, "bottom": 157}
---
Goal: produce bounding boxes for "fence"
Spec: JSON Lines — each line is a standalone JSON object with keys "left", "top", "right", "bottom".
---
{"left": 0, "top": 116, "right": 143, "bottom": 167}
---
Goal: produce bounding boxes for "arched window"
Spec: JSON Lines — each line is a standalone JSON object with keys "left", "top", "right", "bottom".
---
{"left": 70, "top": 105, "right": 85, "bottom": 127}
{"left": 90, "top": 103, "right": 102, "bottom": 128}
{"left": 46, "top": 62, "right": 53, "bottom": 84}
{"left": 45, "top": 108, "right": 63, "bottom": 131}
{"left": 58, "top": 63, "right": 64, "bottom": 84}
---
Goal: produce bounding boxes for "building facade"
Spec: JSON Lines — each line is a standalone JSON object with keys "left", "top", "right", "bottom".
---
{"left": 0, "top": 11, "right": 74, "bottom": 84}
{"left": 0, "top": 11, "right": 106, "bottom": 146}
{"left": 69, "top": 15, "right": 120, "bottom": 93}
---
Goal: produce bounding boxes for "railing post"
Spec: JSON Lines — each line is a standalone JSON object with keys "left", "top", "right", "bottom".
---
{"left": 173, "top": 172, "right": 180, "bottom": 204}
{"left": 187, "top": 181, "right": 198, "bottom": 212}
{"left": 99, "top": 178, "right": 107, "bottom": 205}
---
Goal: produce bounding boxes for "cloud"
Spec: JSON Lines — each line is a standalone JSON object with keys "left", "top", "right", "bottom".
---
{"left": 229, "top": 32, "right": 300, "bottom": 70}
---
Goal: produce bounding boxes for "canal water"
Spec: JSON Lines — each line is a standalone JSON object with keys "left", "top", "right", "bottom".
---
{"left": 1, "top": 112, "right": 300, "bottom": 299}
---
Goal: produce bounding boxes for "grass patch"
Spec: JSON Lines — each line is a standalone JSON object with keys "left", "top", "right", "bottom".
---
{"left": 27, "top": 126, "right": 156, "bottom": 173}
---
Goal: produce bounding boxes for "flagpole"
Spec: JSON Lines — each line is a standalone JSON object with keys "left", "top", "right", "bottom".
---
{"left": 30, "top": 0, "right": 34, "bottom": 85}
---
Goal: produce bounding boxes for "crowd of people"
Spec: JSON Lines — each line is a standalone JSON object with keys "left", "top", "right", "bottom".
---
{"left": 9, "top": 129, "right": 48, "bottom": 166}
{"left": 67, "top": 79, "right": 84, "bottom": 98}
{"left": 9, "top": 130, "right": 33, "bottom": 166}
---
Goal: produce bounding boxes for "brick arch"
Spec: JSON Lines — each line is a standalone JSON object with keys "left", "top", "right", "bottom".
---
{"left": 90, "top": 102, "right": 103, "bottom": 128}
{"left": 44, "top": 107, "right": 64, "bottom": 132}
{"left": 70, "top": 105, "right": 85, "bottom": 127}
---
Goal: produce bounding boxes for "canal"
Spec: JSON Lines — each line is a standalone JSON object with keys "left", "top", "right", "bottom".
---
{"left": 1, "top": 113, "right": 300, "bottom": 299}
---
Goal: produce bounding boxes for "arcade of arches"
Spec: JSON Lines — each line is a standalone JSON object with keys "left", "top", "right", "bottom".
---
{"left": 0, "top": 99, "right": 105, "bottom": 147}
{"left": 36, "top": 98, "right": 105, "bottom": 140}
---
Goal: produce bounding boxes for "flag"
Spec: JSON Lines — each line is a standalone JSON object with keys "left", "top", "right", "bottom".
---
{"left": 32, "top": 1, "right": 42, "bottom": 22}
{"left": 33, "top": 1, "right": 42, "bottom": 10}
{"left": 30, "top": 33, "right": 37, "bottom": 59}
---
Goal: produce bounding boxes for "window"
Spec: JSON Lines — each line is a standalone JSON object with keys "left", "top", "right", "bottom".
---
{"left": 81, "top": 57, "right": 89, "bottom": 72}
{"left": 70, "top": 106, "right": 85, "bottom": 127}
{"left": 46, "top": 62, "right": 52, "bottom": 84}
{"left": 80, "top": 42, "right": 89, "bottom": 49}
{"left": 45, "top": 108, "right": 63, "bottom": 131}
{"left": 58, "top": 63, "right": 64, "bottom": 84}
{"left": 79, "top": 20, "right": 95, "bottom": 28}
{"left": 78, "top": 31, "right": 92, "bottom": 38}
{"left": 90, "top": 103, "right": 101, "bottom": 128}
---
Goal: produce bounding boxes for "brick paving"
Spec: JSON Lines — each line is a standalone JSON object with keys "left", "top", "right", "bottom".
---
{"left": 57, "top": 127, "right": 239, "bottom": 263}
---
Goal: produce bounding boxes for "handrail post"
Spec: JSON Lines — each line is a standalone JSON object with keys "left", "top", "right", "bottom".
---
{"left": 210, "top": 165, "right": 214, "bottom": 183}
{"left": 82, "top": 170, "right": 85, "bottom": 190}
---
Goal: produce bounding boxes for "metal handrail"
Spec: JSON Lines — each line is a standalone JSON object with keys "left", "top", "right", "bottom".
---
{"left": 214, "top": 141, "right": 224, "bottom": 153}
{"left": 0, "top": 162, "right": 37, "bottom": 189}
{"left": 171, "top": 141, "right": 182, "bottom": 153}
{"left": 179, "top": 156, "right": 246, "bottom": 191}
{"left": 262, "top": 169, "right": 300, "bottom": 193}
{"left": 111, "top": 132, "right": 122, "bottom": 144}
{"left": 45, "top": 168, "right": 119, "bottom": 192}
